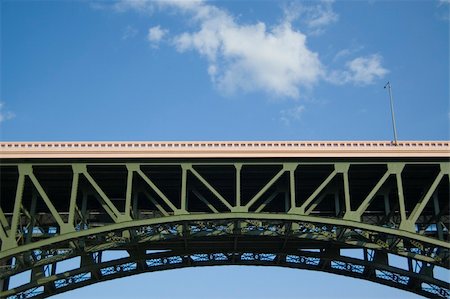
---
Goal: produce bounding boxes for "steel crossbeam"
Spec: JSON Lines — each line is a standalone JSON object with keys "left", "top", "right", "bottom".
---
{"left": 0, "top": 141, "right": 449, "bottom": 298}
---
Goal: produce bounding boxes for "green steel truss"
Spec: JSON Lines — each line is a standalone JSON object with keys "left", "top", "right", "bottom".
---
{"left": 0, "top": 160, "right": 449, "bottom": 298}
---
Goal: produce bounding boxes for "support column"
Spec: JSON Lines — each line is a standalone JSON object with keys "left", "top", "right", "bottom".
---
{"left": 232, "top": 163, "right": 247, "bottom": 212}
{"left": 180, "top": 165, "right": 188, "bottom": 212}
{"left": 334, "top": 192, "right": 340, "bottom": 217}
{"left": 433, "top": 193, "right": 444, "bottom": 240}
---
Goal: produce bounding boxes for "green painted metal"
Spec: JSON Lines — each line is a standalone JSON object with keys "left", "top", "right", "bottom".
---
{"left": 0, "top": 159, "right": 449, "bottom": 298}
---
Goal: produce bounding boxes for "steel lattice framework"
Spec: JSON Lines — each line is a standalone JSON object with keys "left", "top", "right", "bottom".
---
{"left": 0, "top": 141, "right": 449, "bottom": 298}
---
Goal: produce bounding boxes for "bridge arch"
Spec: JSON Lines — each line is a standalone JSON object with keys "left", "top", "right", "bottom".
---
{"left": 1, "top": 215, "right": 449, "bottom": 298}
{"left": 0, "top": 141, "right": 449, "bottom": 298}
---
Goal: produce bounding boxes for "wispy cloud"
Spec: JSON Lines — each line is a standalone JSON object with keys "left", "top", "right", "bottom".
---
{"left": 0, "top": 103, "right": 15, "bottom": 124}
{"left": 147, "top": 25, "right": 168, "bottom": 47}
{"left": 328, "top": 54, "right": 389, "bottom": 85}
{"left": 280, "top": 105, "right": 305, "bottom": 126}
{"left": 437, "top": 0, "right": 450, "bottom": 21}
{"left": 122, "top": 25, "right": 138, "bottom": 40}
{"left": 333, "top": 45, "right": 364, "bottom": 62}
{"left": 284, "top": 0, "right": 338, "bottom": 35}
{"left": 109, "top": 0, "right": 387, "bottom": 97}
{"left": 113, "top": 0, "right": 155, "bottom": 14}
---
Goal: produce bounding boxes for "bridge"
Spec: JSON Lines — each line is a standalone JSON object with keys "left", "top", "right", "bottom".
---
{"left": 0, "top": 141, "right": 449, "bottom": 298}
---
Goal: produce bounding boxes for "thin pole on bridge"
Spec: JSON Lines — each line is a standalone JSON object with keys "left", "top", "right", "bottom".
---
{"left": 384, "top": 81, "right": 398, "bottom": 145}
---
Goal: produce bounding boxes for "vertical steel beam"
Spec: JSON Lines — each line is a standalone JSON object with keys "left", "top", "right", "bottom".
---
{"left": 339, "top": 164, "right": 351, "bottom": 214}
{"left": 384, "top": 192, "right": 391, "bottom": 216}
{"left": 4, "top": 165, "right": 26, "bottom": 250}
{"left": 289, "top": 167, "right": 296, "bottom": 211}
{"left": 396, "top": 169, "right": 407, "bottom": 228}
{"left": 25, "top": 193, "right": 37, "bottom": 244}
{"left": 235, "top": 164, "right": 242, "bottom": 208}
{"left": 125, "top": 166, "right": 135, "bottom": 218}
{"left": 180, "top": 165, "right": 188, "bottom": 212}
{"left": 334, "top": 193, "right": 340, "bottom": 216}
{"left": 433, "top": 193, "right": 444, "bottom": 240}
{"left": 132, "top": 191, "right": 139, "bottom": 219}
{"left": 68, "top": 171, "right": 79, "bottom": 227}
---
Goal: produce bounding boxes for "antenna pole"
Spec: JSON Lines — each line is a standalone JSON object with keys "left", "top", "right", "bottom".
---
{"left": 384, "top": 81, "right": 398, "bottom": 145}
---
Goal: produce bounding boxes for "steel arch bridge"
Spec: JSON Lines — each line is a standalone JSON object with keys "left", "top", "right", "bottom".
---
{"left": 0, "top": 141, "right": 449, "bottom": 298}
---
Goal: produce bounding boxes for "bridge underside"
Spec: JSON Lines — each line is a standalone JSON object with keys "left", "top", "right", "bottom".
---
{"left": 0, "top": 157, "right": 449, "bottom": 298}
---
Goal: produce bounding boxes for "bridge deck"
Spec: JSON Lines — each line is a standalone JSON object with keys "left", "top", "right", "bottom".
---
{"left": 0, "top": 141, "right": 449, "bottom": 158}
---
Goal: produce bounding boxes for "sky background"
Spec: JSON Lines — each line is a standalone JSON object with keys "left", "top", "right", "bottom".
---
{"left": 1, "top": 0, "right": 449, "bottom": 298}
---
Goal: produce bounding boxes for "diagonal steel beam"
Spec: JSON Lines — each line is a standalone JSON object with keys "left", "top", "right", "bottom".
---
{"left": 28, "top": 172, "right": 74, "bottom": 232}
{"left": 189, "top": 167, "right": 233, "bottom": 211}
{"left": 255, "top": 191, "right": 279, "bottom": 213}
{"left": 84, "top": 173, "right": 123, "bottom": 222}
{"left": 298, "top": 169, "right": 338, "bottom": 214}
{"left": 141, "top": 190, "right": 170, "bottom": 217}
{"left": 0, "top": 223, "right": 7, "bottom": 243}
{"left": 400, "top": 170, "right": 446, "bottom": 232}
{"left": 305, "top": 191, "right": 329, "bottom": 215}
{"left": 246, "top": 167, "right": 286, "bottom": 209}
{"left": 192, "top": 189, "right": 219, "bottom": 213}
{"left": 0, "top": 207, "right": 10, "bottom": 246}
{"left": 408, "top": 171, "right": 444, "bottom": 224}
{"left": 344, "top": 170, "right": 391, "bottom": 221}
{"left": 136, "top": 168, "right": 179, "bottom": 213}
{"left": 74, "top": 164, "right": 130, "bottom": 223}
{"left": 0, "top": 207, "right": 9, "bottom": 232}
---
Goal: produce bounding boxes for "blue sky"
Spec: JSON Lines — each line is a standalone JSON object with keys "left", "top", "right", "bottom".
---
{"left": 1, "top": 0, "right": 449, "bottom": 141}
{"left": 1, "top": 0, "right": 449, "bottom": 298}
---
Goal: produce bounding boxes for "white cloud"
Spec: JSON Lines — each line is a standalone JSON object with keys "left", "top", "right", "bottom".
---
{"left": 0, "top": 103, "right": 15, "bottom": 124}
{"left": 333, "top": 45, "right": 364, "bottom": 62}
{"left": 284, "top": 0, "right": 338, "bottom": 35}
{"left": 113, "top": 0, "right": 155, "bottom": 13}
{"left": 346, "top": 55, "right": 389, "bottom": 84}
{"left": 112, "top": 0, "right": 204, "bottom": 14}
{"left": 147, "top": 25, "right": 168, "bottom": 46}
{"left": 328, "top": 54, "right": 388, "bottom": 85}
{"left": 171, "top": 2, "right": 323, "bottom": 98}
{"left": 111, "top": 0, "right": 387, "bottom": 96}
{"left": 122, "top": 25, "right": 138, "bottom": 40}
{"left": 280, "top": 105, "right": 305, "bottom": 126}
